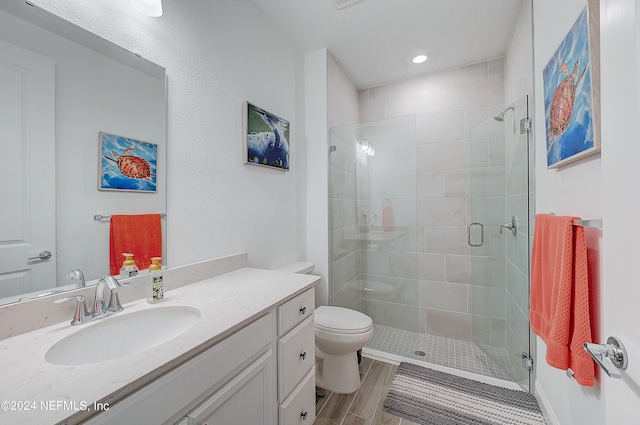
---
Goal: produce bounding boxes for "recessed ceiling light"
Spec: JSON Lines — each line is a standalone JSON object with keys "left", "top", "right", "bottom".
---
{"left": 412, "top": 54, "right": 428, "bottom": 64}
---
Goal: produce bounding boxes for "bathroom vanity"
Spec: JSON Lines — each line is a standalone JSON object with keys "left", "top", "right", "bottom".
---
{"left": 0, "top": 262, "right": 318, "bottom": 425}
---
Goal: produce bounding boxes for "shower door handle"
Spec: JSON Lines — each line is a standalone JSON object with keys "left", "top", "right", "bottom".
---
{"left": 467, "top": 222, "right": 484, "bottom": 247}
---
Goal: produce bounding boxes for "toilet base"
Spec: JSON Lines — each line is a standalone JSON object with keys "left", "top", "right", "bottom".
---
{"left": 315, "top": 348, "right": 361, "bottom": 394}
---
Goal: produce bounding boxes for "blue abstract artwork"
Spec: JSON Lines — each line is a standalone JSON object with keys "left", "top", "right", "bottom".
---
{"left": 99, "top": 132, "right": 157, "bottom": 192}
{"left": 543, "top": 6, "right": 599, "bottom": 168}
{"left": 244, "top": 102, "right": 290, "bottom": 171}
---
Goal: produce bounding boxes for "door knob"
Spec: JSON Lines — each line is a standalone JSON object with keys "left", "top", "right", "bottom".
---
{"left": 28, "top": 251, "right": 52, "bottom": 261}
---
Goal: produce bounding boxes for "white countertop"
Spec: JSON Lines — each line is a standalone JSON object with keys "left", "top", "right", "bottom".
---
{"left": 0, "top": 267, "right": 318, "bottom": 425}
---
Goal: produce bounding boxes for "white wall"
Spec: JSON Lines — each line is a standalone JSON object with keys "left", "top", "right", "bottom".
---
{"left": 532, "top": 0, "right": 604, "bottom": 424}
{"left": 32, "top": 0, "right": 307, "bottom": 272}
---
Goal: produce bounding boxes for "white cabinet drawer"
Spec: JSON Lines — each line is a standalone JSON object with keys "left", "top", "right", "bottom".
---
{"left": 279, "top": 370, "right": 315, "bottom": 425}
{"left": 278, "top": 288, "right": 314, "bottom": 336}
{"left": 82, "top": 313, "right": 273, "bottom": 425}
{"left": 278, "top": 316, "right": 315, "bottom": 402}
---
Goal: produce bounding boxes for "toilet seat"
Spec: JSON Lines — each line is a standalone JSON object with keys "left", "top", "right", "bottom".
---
{"left": 315, "top": 306, "right": 373, "bottom": 334}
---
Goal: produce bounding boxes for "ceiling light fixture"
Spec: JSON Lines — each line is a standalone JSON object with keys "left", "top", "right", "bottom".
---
{"left": 412, "top": 54, "right": 428, "bottom": 64}
{"left": 130, "top": 0, "right": 163, "bottom": 17}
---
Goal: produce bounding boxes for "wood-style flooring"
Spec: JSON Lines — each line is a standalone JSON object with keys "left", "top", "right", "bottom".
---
{"left": 314, "top": 357, "right": 417, "bottom": 425}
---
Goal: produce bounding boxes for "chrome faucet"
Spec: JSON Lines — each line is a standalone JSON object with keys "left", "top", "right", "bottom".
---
{"left": 66, "top": 269, "right": 86, "bottom": 288}
{"left": 93, "top": 275, "right": 123, "bottom": 317}
{"left": 55, "top": 275, "right": 124, "bottom": 326}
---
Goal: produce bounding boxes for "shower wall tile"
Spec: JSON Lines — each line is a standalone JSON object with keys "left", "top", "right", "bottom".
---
{"left": 472, "top": 315, "right": 492, "bottom": 346}
{"left": 331, "top": 251, "right": 359, "bottom": 295}
{"left": 417, "top": 171, "right": 446, "bottom": 199}
{"left": 331, "top": 199, "right": 357, "bottom": 230}
{"left": 416, "top": 253, "right": 445, "bottom": 281}
{"left": 488, "top": 58, "right": 505, "bottom": 76}
{"left": 369, "top": 173, "right": 416, "bottom": 200}
{"left": 418, "top": 280, "right": 468, "bottom": 314}
{"left": 490, "top": 318, "right": 506, "bottom": 348}
{"left": 362, "top": 249, "right": 388, "bottom": 276}
{"left": 470, "top": 167, "right": 506, "bottom": 198}
{"left": 361, "top": 299, "right": 419, "bottom": 333}
{"left": 360, "top": 118, "right": 414, "bottom": 147}
{"left": 470, "top": 137, "right": 489, "bottom": 167}
{"left": 417, "top": 198, "right": 466, "bottom": 226}
{"left": 420, "top": 62, "right": 489, "bottom": 89}
{"left": 443, "top": 75, "right": 505, "bottom": 113}
{"left": 445, "top": 255, "right": 471, "bottom": 284}
{"left": 360, "top": 274, "right": 419, "bottom": 306}
{"left": 469, "top": 285, "right": 506, "bottom": 319}
{"left": 369, "top": 145, "right": 417, "bottom": 175}
{"left": 420, "top": 308, "right": 472, "bottom": 342}
{"left": 386, "top": 227, "right": 418, "bottom": 252}
{"left": 471, "top": 256, "right": 506, "bottom": 288}
{"left": 488, "top": 135, "right": 506, "bottom": 166}
{"left": 415, "top": 112, "right": 466, "bottom": 144}
{"left": 368, "top": 77, "right": 423, "bottom": 100}
{"left": 444, "top": 169, "right": 470, "bottom": 198}
{"left": 423, "top": 226, "right": 470, "bottom": 255}
{"left": 465, "top": 105, "right": 507, "bottom": 138}
{"left": 468, "top": 197, "right": 506, "bottom": 227}
{"left": 417, "top": 140, "right": 470, "bottom": 171}
{"left": 330, "top": 166, "right": 356, "bottom": 200}
{"left": 359, "top": 98, "right": 385, "bottom": 123}
{"left": 387, "top": 252, "right": 417, "bottom": 279}
{"left": 385, "top": 87, "right": 443, "bottom": 118}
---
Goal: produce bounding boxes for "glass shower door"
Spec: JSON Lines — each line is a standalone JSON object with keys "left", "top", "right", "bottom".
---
{"left": 468, "top": 95, "right": 532, "bottom": 391}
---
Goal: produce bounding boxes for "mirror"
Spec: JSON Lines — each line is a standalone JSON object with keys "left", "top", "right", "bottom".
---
{"left": 0, "top": 1, "right": 167, "bottom": 305}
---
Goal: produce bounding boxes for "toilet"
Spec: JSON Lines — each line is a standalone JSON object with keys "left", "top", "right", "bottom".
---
{"left": 277, "top": 262, "right": 374, "bottom": 394}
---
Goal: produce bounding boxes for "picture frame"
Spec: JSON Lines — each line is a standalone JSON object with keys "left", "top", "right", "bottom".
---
{"left": 243, "top": 101, "right": 290, "bottom": 171}
{"left": 98, "top": 132, "right": 157, "bottom": 192}
{"left": 543, "top": 4, "right": 600, "bottom": 168}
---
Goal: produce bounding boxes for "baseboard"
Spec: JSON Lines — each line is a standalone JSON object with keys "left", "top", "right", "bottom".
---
{"left": 534, "top": 378, "right": 560, "bottom": 425}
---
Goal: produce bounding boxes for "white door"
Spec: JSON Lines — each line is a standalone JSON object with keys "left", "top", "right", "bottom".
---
{"left": 0, "top": 40, "right": 56, "bottom": 299}
{"left": 601, "top": 0, "right": 640, "bottom": 422}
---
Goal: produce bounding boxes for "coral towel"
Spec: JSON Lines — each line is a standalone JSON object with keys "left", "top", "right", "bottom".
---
{"left": 109, "top": 214, "right": 162, "bottom": 275}
{"left": 530, "top": 214, "right": 594, "bottom": 386}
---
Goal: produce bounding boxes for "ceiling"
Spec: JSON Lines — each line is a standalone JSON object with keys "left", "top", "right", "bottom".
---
{"left": 252, "top": 0, "right": 525, "bottom": 89}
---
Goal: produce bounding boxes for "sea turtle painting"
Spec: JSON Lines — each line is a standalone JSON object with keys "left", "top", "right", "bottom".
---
{"left": 543, "top": 6, "right": 598, "bottom": 168}
{"left": 547, "top": 59, "right": 586, "bottom": 146}
{"left": 103, "top": 148, "right": 154, "bottom": 181}
{"left": 99, "top": 132, "right": 157, "bottom": 192}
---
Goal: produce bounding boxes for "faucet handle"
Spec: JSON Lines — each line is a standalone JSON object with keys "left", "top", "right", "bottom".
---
{"left": 105, "top": 276, "right": 125, "bottom": 313}
{"left": 55, "top": 295, "right": 90, "bottom": 326}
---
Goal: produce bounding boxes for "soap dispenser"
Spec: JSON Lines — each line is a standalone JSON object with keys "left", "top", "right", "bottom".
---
{"left": 147, "top": 257, "right": 164, "bottom": 303}
{"left": 119, "top": 253, "right": 139, "bottom": 278}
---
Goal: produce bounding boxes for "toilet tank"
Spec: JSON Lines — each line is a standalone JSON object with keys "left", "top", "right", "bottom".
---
{"left": 276, "top": 262, "right": 315, "bottom": 274}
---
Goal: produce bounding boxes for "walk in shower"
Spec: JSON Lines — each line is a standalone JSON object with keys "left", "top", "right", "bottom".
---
{"left": 328, "top": 96, "right": 532, "bottom": 391}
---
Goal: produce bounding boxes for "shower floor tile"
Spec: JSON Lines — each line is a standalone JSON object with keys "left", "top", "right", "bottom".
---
{"left": 365, "top": 324, "right": 517, "bottom": 381}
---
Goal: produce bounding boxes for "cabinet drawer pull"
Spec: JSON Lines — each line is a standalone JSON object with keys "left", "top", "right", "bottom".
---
{"left": 300, "top": 351, "right": 307, "bottom": 360}
{"left": 301, "top": 411, "right": 309, "bottom": 421}
{"left": 299, "top": 306, "right": 307, "bottom": 315}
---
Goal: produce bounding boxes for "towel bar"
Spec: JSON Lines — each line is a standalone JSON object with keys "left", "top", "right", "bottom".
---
{"left": 583, "top": 336, "right": 627, "bottom": 379}
{"left": 573, "top": 219, "right": 602, "bottom": 228}
{"left": 93, "top": 213, "right": 167, "bottom": 221}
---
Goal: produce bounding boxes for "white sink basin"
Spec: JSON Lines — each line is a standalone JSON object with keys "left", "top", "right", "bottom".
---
{"left": 45, "top": 306, "right": 201, "bottom": 366}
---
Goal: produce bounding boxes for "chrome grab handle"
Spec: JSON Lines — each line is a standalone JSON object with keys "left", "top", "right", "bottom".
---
{"left": 467, "top": 222, "right": 484, "bottom": 247}
{"left": 28, "top": 250, "right": 52, "bottom": 261}
{"left": 583, "top": 336, "right": 628, "bottom": 379}
{"left": 500, "top": 215, "right": 519, "bottom": 237}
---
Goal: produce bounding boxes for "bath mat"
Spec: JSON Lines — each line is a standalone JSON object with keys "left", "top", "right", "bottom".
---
{"left": 383, "top": 362, "right": 545, "bottom": 425}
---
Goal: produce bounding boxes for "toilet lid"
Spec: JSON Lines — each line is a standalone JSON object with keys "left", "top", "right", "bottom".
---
{"left": 315, "top": 306, "right": 373, "bottom": 334}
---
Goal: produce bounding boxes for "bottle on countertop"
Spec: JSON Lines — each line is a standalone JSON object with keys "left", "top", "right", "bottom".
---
{"left": 382, "top": 197, "right": 393, "bottom": 230}
{"left": 119, "top": 253, "right": 139, "bottom": 278}
{"left": 147, "top": 257, "right": 164, "bottom": 304}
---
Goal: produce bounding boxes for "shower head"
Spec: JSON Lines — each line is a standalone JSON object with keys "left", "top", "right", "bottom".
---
{"left": 493, "top": 104, "right": 515, "bottom": 122}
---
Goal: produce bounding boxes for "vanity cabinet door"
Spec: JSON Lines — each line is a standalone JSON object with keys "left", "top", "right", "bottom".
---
{"left": 186, "top": 351, "right": 273, "bottom": 425}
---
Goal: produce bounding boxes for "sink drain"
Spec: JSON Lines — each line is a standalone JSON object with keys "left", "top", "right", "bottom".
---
{"left": 414, "top": 350, "right": 426, "bottom": 356}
